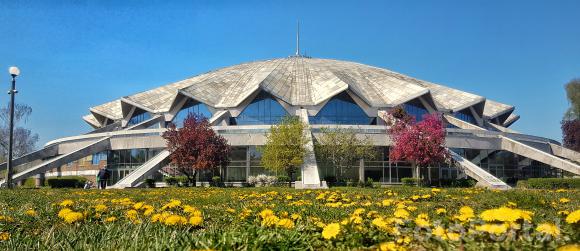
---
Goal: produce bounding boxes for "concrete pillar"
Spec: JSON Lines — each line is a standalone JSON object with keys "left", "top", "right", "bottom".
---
{"left": 246, "top": 146, "right": 251, "bottom": 181}
{"left": 359, "top": 159, "right": 365, "bottom": 182}
{"left": 35, "top": 173, "right": 45, "bottom": 187}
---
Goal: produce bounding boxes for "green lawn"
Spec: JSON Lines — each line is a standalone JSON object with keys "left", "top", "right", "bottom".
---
{"left": 0, "top": 187, "right": 578, "bottom": 250}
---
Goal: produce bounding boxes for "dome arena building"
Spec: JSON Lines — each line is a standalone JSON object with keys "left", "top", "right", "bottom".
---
{"left": 2, "top": 56, "right": 579, "bottom": 189}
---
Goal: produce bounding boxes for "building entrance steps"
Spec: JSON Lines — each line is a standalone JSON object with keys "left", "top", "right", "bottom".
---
{"left": 109, "top": 150, "right": 170, "bottom": 189}
{"left": 0, "top": 137, "right": 111, "bottom": 187}
{"left": 449, "top": 150, "right": 511, "bottom": 190}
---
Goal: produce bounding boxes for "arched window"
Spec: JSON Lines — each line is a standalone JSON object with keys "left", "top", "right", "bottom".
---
{"left": 453, "top": 109, "right": 476, "bottom": 124}
{"left": 127, "top": 109, "right": 151, "bottom": 126}
{"left": 309, "top": 92, "right": 376, "bottom": 125}
{"left": 172, "top": 99, "right": 212, "bottom": 128}
{"left": 230, "top": 91, "right": 289, "bottom": 125}
{"left": 403, "top": 99, "right": 428, "bottom": 122}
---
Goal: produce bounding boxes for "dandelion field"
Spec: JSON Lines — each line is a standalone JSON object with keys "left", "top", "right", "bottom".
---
{"left": 0, "top": 187, "right": 578, "bottom": 250}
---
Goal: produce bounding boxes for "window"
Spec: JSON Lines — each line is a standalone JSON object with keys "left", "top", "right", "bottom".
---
{"left": 453, "top": 109, "right": 476, "bottom": 124}
{"left": 403, "top": 99, "right": 428, "bottom": 122}
{"left": 172, "top": 99, "right": 212, "bottom": 128}
{"left": 230, "top": 91, "right": 289, "bottom": 125}
{"left": 92, "top": 152, "right": 108, "bottom": 165}
{"left": 309, "top": 92, "right": 376, "bottom": 125}
{"left": 127, "top": 109, "right": 151, "bottom": 126}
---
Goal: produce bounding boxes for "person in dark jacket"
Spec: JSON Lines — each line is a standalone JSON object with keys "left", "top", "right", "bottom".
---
{"left": 97, "top": 167, "right": 111, "bottom": 189}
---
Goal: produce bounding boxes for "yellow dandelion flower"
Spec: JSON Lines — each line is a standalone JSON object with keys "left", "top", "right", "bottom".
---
{"left": 164, "top": 215, "right": 187, "bottom": 226}
{"left": 25, "top": 209, "right": 36, "bottom": 217}
{"left": 59, "top": 200, "right": 74, "bottom": 207}
{"left": 560, "top": 198, "right": 570, "bottom": 203}
{"left": 259, "top": 209, "right": 274, "bottom": 219}
{"left": 189, "top": 216, "right": 203, "bottom": 226}
{"left": 436, "top": 208, "right": 447, "bottom": 215}
{"left": 476, "top": 223, "right": 508, "bottom": 235}
{"left": 161, "top": 199, "right": 182, "bottom": 210}
{"left": 261, "top": 215, "right": 280, "bottom": 227}
{"left": 565, "top": 210, "right": 580, "bottom": 224}
{"left": 536, "top": 223, "right": 560, "bottom": 237}
{"left": 393, "top": 209, "right": 410, "bottom": 219}
{"left": 133, "top": 202, "right": 144, "bottom": 210}
{"left": 63, "top": 212, "right": 84, "bottom": 224}
{"left": 58, "top": 208, "right": 73, "bottom": 219}
{"left": 353, "top": 208, "right": 365, "bottom": 216}
{"left": 277, "top": 218, "right": 295, "bottom": 229}
{"left": 432, "top": 226, "right": 446, "bottom": 239}
{"left": 379, "top": 241, "right": 401, "bottom": 251}
{"left": 105, "top": 216, "right": 117, "bottom": 222}
{"left": 414, "top": 217, "right": 429, "bottom": 228}
{"left": 291, "top": 213, "right": 302, "bottom": 220}
{"left": 557, "top": 244, "right": 580, "bottom": 251}
{"left": 321, "top": 223, "right": 340, "bottom": 240}
{"left": 94, "top": 204, "right": 108, "bottom": 213}
{"left": 480, "top": 207, "right": 533, "bottom": 223}
{"left": 125, "top": 209, "right": 138, "bottom": 220}
{"left": 446, "top": 232, "right": 461, "bottom": 241}
{"left": 0, "top": 232, "right": 10, "bottom": 241}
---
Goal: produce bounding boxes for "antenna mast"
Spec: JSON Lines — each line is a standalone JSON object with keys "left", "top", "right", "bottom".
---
{"left": 295, "top": 21, "right": 300, "bottom": 56}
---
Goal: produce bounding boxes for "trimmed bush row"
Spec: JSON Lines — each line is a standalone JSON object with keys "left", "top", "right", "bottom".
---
{"left": 517, "top": 178, "right": 580, "bottom": 189}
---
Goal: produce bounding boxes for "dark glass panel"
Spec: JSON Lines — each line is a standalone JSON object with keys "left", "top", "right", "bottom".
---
{"left": 403, "top": 99, "right": 428, "bottom": 122}
{"left": 309, "top": 92, "right": 376, "bottom": 125}
{"left": 233, "top": 91, "right": 289, "bottom": 125}
{"left": 172, "top": 99, "right": 212, "bottom": 128}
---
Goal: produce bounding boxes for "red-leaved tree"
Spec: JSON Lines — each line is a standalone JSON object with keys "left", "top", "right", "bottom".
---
{"left": 386, "top": 108, "right": 449, "bottom": 186}
{"left": 562, "top": 119, "right": 580, "bottom": 152}
{"left": 162, "top": 113, "right": 230, "bottom": 186}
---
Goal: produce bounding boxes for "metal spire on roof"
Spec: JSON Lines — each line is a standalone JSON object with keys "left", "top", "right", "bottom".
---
{"left": 295, "top": 21, "right": 300, "bottom": 56}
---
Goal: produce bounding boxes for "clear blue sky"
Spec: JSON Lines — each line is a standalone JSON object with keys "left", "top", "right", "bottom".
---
{"left": 1, "top": 1, "right": 579, "bottom": 147}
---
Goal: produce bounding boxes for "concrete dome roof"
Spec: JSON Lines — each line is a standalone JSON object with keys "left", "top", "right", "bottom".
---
{"left": 85, "top": 57, "right": 515, "bottom": 127}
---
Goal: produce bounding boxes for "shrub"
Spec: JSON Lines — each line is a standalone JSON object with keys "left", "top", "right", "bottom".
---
{"left": 144, "top": 179, "right": 156, "bottom": 188}
{"left": 401, "top": 177, "right": 419, "bottom": 186}
{"left": 364, "top": 177, "right": 374, "bottom": 187}
{"left": 211, "top": 176, "right": 222, "bottom": 187}
{"left": 523, "top": 178, "right": 580, "bottom": 189}
{"left": 176, "top": 176, "right": 190, "bottom": 187}
{"left": 440, "top": 178, "right": 477, "bottom": 188}
{"left": 164, "top": 177, "right": 178, "bottom": 187}
{"left": 46, "top": 176, "right": 87, "bottom": 188}
{"left": 247, "top": 176, "right": 258, "bottom": 186}
{"left": 323, "top": 176, "right": 337, "bottom": 183}
{"left": 22, "top": 178, "right": 37, "bottom": 188}
{"left": 249, "top": 175, "right": 278, "bottom": 187}
{"left": 276, "top": 175, "right": 290, "bottom": 183}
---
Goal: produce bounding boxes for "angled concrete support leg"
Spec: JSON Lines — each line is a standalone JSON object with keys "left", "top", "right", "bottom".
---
{"left": 295, "top": 109, "right": 327, "bottom": 189}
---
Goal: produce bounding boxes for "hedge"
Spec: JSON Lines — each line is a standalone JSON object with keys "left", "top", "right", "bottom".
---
{"left": 517, "top": 178, "right": 580, "bottom": 189}
{"left": 46, "top": 176, "right": 87, "bottom": 188}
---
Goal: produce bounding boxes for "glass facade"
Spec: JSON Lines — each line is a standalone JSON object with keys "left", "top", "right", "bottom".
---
{"left": 127, "top": 109, "right": 151, "bottom": 126}
{"left": 453, "top": 109, "right": 476, "bottom": 124}
{"left": 172, "top": 99, "right": 212, "bottom": 128}
{"left": 452, "top": 148, "right": 562, "bottom": 185}
{"left": 403, "top": 99, "right": 428, "bottom": 122}
{"left": 309, "top": 92, "right": 376, "bottom": 125}
{"left": 230, "top": 91, "right": 289, "bottom": 125}
{"left": 105, "top": 148, "right": 163, "bottom": 184}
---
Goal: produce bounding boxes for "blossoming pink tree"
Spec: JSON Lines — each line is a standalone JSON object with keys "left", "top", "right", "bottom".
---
{"left": 385, "top": 107, "right": 449, "bottom": 186}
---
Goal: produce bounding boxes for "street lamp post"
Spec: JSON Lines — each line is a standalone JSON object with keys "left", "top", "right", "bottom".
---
{"left": 5, "top": 66, "right": 20, "bottom": 188}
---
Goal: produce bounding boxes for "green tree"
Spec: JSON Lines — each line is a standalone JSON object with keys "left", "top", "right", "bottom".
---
{"left": 564, "top": 78, "right": 580, "bottom": 120}
{"left": 314, "top": 127, "right": 376, "bottom": 181}
{"left": 260, "top": 116, "right": 307, "bottom": 186}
